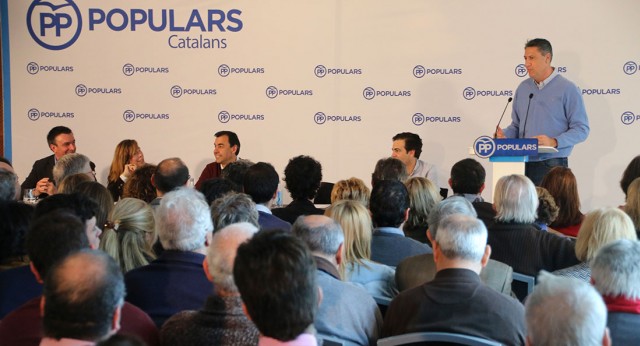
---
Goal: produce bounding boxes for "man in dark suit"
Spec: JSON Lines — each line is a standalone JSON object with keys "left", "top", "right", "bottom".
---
{"left": 243, "top": 162, "right": 291, "bottom": 231}
{"left": 449, "top": 158, "right": 496, "bottom": 227}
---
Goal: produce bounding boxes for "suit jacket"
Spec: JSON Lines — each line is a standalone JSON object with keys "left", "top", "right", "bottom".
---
{"left": 0, "top": 265, "right": 42, "bottom": 319}
{"left": 473, "top": 201, "right": 496, "bottom": 228}
{"left": 395, "top": 254, "right": 513, "bottom": 295}
{"left": 370, "top": 227, "right": 432, "bottom": 267}
{"left": 271, "top": 199, "right": 324, "bottom": 224}
{"left": 607, "top": 312, "right": 640, "bottom": 345}
{"left": 21, "top": 154, "right": 96, "bottom": 190}
{"left": 124, "top": 250, "right": 213, "bottom": 327}
{"left": 258, "top": 210, "right": 292, "bottom": 231}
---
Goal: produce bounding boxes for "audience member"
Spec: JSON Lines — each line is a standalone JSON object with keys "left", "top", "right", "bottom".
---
{"left": 272, "top": 155, "right": 324, "bottom": 223}
{"left": 122, "top": 164, "right": 157, "bottom": 203}
{"left": 403, "top": 177, "right": 441, "bottom": 244}
{"left": 391, "top": 132, "right": 438, "bottom": 183}
{"left": 382, "top": 214, "right": 525, "bottom": 345}
{"left": 221, "top": 159, "right": 254, "bottom": 189}
{"left": 624, "top": 177, "right": 640, "bottom": 235}
{"left": 540, "top": 166, "right": 584, "bottom": 237}
{"left": 73, "top": 181, "right": 115, "bottom": 232}
{"left": 371, "top": 157, "right": 407, "bottom": 187}
{"left": 56, "top": 173, "right": 93, "bottom": 194}
{"left": 448, "top": 158, "right": 496, "bottom": 227}
{"left": 210, "top": 192, "right": 260, "bottom": 232}
{"left": 234, "top": 229, "right": 319, "bottom": 345}
{"left": 150, "top": 158, "right": 189, "bottom": 207}
{"left": 125, "top": 187, "right": 213, "bottom": 327}
{"left": 0, "top": 168, "right": 18, "bottom": 201}
{"left": 195, "top": 131, "right": 241, "bottom": 190}
{"left": 525, "top": 272, "right": 610, "bottom": 346}
{"left": 52, "top": 153, "right": 95, "bottom": 187}
{"left": 534, "top": 186, "right": 559, "bottom": 232}
{"left": 199, "top": 178, "right": 242, "bottom": 205}
{"left": 243, "top": 162, "right": 291, "bottom": 231}
{"left": 107, "top": 140, "right": 145, "bottom": 201}
{"left": 620, "top": 155, "right": 640, "bottom": 199}
{"left": 330, "top": 177, "right": 370, "bottom": 206}
{"left": 325, "top": 200, "right": 397, "bottom": 300}
{"left": 160, "top": 222, "right": 260, "bottom": 345}
{"left": 0, "top": 202, "right": 33, "bottom": 271}
{"left": 369, "top": 180, "right": 431, "bottom": 266}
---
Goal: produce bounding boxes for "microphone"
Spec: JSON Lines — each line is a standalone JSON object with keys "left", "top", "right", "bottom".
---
{"left": 521, "top": 93, "right": 534, "bottom": 138}
{"left": 494, "top": 97, "right": 513, "bottom": 138}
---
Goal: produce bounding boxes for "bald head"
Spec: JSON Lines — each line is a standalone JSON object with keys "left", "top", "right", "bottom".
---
{"left": 153, "top": 157, "right": 189, "bottom": 194}
{"left": 292, "top": 215, "right": 343, "bottom": 257}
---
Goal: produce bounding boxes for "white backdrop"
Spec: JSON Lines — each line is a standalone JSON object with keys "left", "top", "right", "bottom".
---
{"left": 2, "top": 0, "right": 639, "bottom": 209}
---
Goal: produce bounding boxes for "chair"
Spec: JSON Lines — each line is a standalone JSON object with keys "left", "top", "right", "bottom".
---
{"left": 313, "top": 182, "right": 334, "bottom": 205}
{"left": 373, "top": 296, "right": 392, "bottom": 318}
{"left": 377, "top": 332, "right": 502, "bottom": 346}
{"left": 511, "top": 272, "right": 536, "bottom": 302}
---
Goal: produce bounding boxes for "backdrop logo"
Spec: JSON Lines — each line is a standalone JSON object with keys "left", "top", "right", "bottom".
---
{"left": 123, "top": 64, "right": 134, "bottom": 76}
{"left": 28, "top": 108, "right": 40, "bottom": 121}
{"left": 413, "top": 65, "right": 462, "bottom": 78}
{"left": 28, "top": 108, "right": 74, "bottom": 120}
{"left": 27, "top": 0, "right": 83, "bottom": 50}
{"left": 463, "top": 87, "right": 476, "bottom": 100}
{"left": 474, "top": 136, "right": 496, "bottom": 158}
{"left": 463, "top": 86, "right": 512, "bottom": 100}
{"left": 170, "top": 85, "right": 183, "bottom": 98}
{"left": 623, "top": 61, "right": 637, "bottom": 75}
{"left": 413, "top": 65, "right": 425, "bottom": 78}
{"left": 123, "top": 109, "right": 169, "bottom": 122}
{"left": 122, "top": 63, "right": 168, "bottom": 76}
{"left": 218, "top": 64, "right": 230, "bottom": 77}
{"left": 314, "top": 65, "right": 361, "bottom": 78}
{"left": 314, "top": 112, "right": 361, "bottom": 125}
{"left": 217, "top": 110, "right": 264, "bottom": 122}
{"left": 515, "top": 64, "right": 527, "bottom": 77}
{"left": 363, "top": 87, "right": 376, "bottom": 100}
{"left": 27, "top": 62, "right": 40, "bottom": 74}
{"left": 582, "top": 88, "right": 621, "bottom": 96}
{"left": 219, "top": 111, "right": 230, "bottom": 123}
{"left": 76, "top": 84, "right": 121, "bottom": 96}
{"left": 266, "top": 86, "right": 278, "bottom": 99}
{"left": 314, "top": 112, "right": 326, "bottom": 124}
{"left": 123, "top": 110, "right": 135, "bottom": 122}
{"left": 315, "top": 65, "right": 327, "bottom": 78}
{"left": 362, "top": 87, "right": 410, "bottom": 100}
{"left": 265, "top": 86, "right": 311, "bottom": 99}
{"left": 412, "top": 113, "right": 424, "bottom": 125}
{"left": 621, "top": 111, "right": 638, "bottom": 125}
{"left": 412, "top": 113, "right": 461, "bottom": 126}
{"left": 218, "top": 64, "right": 264, "bottom": 77}
{"left": 75, "top": 84, "right": 87, "bottom": 96}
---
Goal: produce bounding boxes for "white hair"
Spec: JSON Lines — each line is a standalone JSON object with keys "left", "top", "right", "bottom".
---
{"left": 435, "top": 214, "right": 487, "bottom": 262}
{"left": 52, "top": 153, "right": 90, "bottom": 185}
{"left": 494, "top": 174, "right": 538, "bottom": 223}
{"left": 156, "top": 187, "right": 212, "bottom": 251}
{"left": 591, "top": 239, "right": 640, "bottom": 300}
{"left": 427, "top": 196, "right": 476, "bottom": 238}
{"left": 206, "top": 222, "right": 259, "bottom": 293}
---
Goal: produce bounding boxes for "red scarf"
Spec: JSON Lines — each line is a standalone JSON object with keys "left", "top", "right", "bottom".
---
{"left": 603, "top": 295, "right": 640, "bottom": 314}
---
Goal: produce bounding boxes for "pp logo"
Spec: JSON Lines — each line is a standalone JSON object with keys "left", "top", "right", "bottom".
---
{"left": 170, "top": 85, "right": 183, "bottom": 98}
{"left": 123, "top": 110, "right": 135, "bottom": 123}
{"left": 623, "top": 61, "right": 637, "bottom": 75}
{"left": 463, "top": 87, "right": 476, "bottom": 100}
{"left": 314, "top": 65, "right": 327, "bottom": 78}
{"left": 413, "top": 65, "right": 425, "bottom": 78}
{"left": 28, "top": 108, "right": 40, "bottom": 121}
{"left": 363, "top": 87, "right": 375, "bottom": 100}
{"left": 218, "top": 64, "right": 230, "bottom": 77}
{"left": 473, "top": 136, "right": 496, "bottom": 158}
{"left": 27, "top": 0, "right": 82, "bottom": 50}
{"left": 266, "top": 86, "right": 278, "bottom": 99}
{"left": 27, "top": 62, "right": 40, "bottom": 75}
{"left": 412, "top": 113, "right": 425, "bottom": 126}
{"left": 621, "top": 111, "right": 636, "bottom": 125}
{"left": 314, "top": 112, "right": 326, "bottom": 125}
{"left": 218, "top": 111, "right": 230, "bottom": 123}
{"left": 75, "top": 84, "right": 87, "bottom": 97}
{"left": 123, "top": 64, "right": 135, "bottom": 76}
{"left": 515, "top": 64, "right": 527, "bottom": 77}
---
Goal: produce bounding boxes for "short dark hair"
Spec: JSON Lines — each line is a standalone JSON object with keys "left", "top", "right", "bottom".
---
{"left": 244, "top": 162, "right": 279, "bottom": 204}
{"left": 199, "top": 178, "right": 242, "bottom": 205}
{"left": 122, "top": 164, "right": 157, "bottom": 203}
{"left": 154, "top": 158, "right": 189, "bottom": 194}
{"left": 450, "top": 158, "right": 486, "bottom": 194}
{"left": 43, "top": 250, "right": 125, "bottom": 341}
{"left": 392, "top": 132, "right": 423, "bottom": 159}
{"left": 26, "top": 210, "right": 89, "bottom": 278}
{"left": 0, "top": 157, "right": 12, "bottom": 166}
{"left": 221, "top": 160, "right": 254, "bottom": 188}
{"left": 369, "top": 180, "right": 409, "bottom": 228}
{"left": 372, "top": 157, "right": 407, "bottom": 186}
{"left": 0, "top": 201, "right": 34, "bottom": 262}
{"left": 525, "top": 38, "right": 553, "bottom": 61}
{"left": 215, "top": 131, "right": 241, "bottom": 156}
{"left": 283, "top": 156, "right": 322, "bottom": 200}
{"left": 210, "top": 192, "right": 259, "bottom": 232}
{"left": 47, "top": 126, "right": 73, "bottom": 146}
{"left": 621, "top": 155, "right": 640, "bottom": 197}
{"left": 34, "top": 193, "right": 98, "bottom": 225}
{"left": 234, "top": 229, "right": 317, "bottom": 341}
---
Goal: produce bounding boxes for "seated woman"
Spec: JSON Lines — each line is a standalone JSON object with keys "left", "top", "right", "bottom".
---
{"left": 554, "top": 207, "right": 637, "bottom": 281}
{"left": 540, "top": 167, "right": 584, "bottom": 237}
{"left": 100, "top": 198, "right": 156, "bottom": 273}
{"left": 72, "top": 181, "right": 114, "bottom": 232}
{"left": 403, "top": 177, "right": 441, "bottom": 244}
{"left": 624, "top": 177, "right": 640, "bottom": 237}
{"left": 325, "top": 199, "right": 397, "bottom": 300}
{"left": 107, "top": 140, "right": 146, "bottom": 201}
{"left": 56, "top": 173, "right": 93, "bottom": 194}
{"left": 534, "top": 187, "right": 559, "bottom": 233}
{"left": 330, "top": 177, "right": 370, "bottom": 206}
{"left": 122, "top": 164, "right": 157, "bottom": 204}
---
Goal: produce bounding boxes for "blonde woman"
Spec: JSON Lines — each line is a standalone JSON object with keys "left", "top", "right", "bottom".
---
{"left": 330, "top": 177, "right": 370, "bottom": 206}
{"left": 624, "top": 177, "right": 640, "bottom": 235}
{"left": 107, "top": 139, "right": 145, "bottom": 201}
{"left": 554, "top": 207, "right": 637, "bottom": 281}
{"left": 100, "top": 198, "right": 156, "bottom": 273}
{"left": 325, "top": 199, "right": 397, "bottom": 300}
{"left": 404, "top": 177, "right": 441, "bottom": 244}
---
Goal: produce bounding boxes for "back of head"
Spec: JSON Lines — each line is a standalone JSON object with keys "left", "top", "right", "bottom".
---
{"left": 284, "top": 155, "right": 322, "bottom": 200}
{"left": 34, "top": 193, "right": 98, "bottom": 225}
{"left": 47, "top": 126, "right": 72, "bottom": 146}
{"left": 0, "top": 169, "right": 18, "bottom": 201}
{"left": 591, "top": 239, "right": 640, "bottom": 300}
{"left": 405, "top": 177, "right": 441, "bottom": 229}
{"left": 292, "top": 215, "right": 344, "bottom": 257}
{"left": 156, "top": 187, "right": 212, "bottom": 251}
{"left": 207, "top": 222, "right": 259, "bottom": 294}
{"left": 243, "top": 162, "right": 279, "bottom": 204}
{"left": 575, "top": 207, "right": 637, "bottom": 262}
{"left": 154, "top": 158, "right": 189, "bottom": 194}
{"left": 369, "top": 179, "right": 409, "bottom": 228}
{"left": 525, "top": 272, "right": 607, "bottom": 346}
{"left": 43, "top": 250, "right": 125, "bottom": 341}
{"left": 74, "top": 181, "right": 115, "bottom": 231}
{"left": 427, "top": 196, "right": 476, "bottom": 239}
{"left": 0, "top": 201, "right": 34, "bottom": 263}
{"left": 109, "top": 139, "right": 140, "bottom": 183}
{"left": 57, "top": 173, "right": 93, "bottom": 194}
{"left": 494, "top": 174, "right": 538, "bottom": 224}
{"left": 210, "top": 192, "right": 259, "bottom": 232}
{"left": 535, "top": 187, "right": 559, "bottom": 225}
{"left": 450, "top": 158, "right": 485, "bottom": 194}
{"left": 330, "top": 177, "right": 370, "bottom": 206}
{"left": 436, "top": 214, "right": 487, "bottom": 262}
{"left": 624, "top": 177, "right": 640, "bottom": 230}
{"left": 27, "top": 210, "right": 89, "bottom": 278}
{"left": 325, "top": 200, "right": 373, "bottom": 266}
{"left": 372, "top": 157, "right": 407, "bottom": 186}
{"left": 122, "top": 164, "right": 157, "bottom": 203}
{"left": 233, "top": 229, "right": 317, "bottom": 341}
{"left": 540, "top": 167, "right": 582, "bottom": 228}
{"left": 620, "top": 155, "right": 640, "bottom": 197}
{"left": 52, "top": 153, "right": 91, "bottom": 185}
{"left": 200, "top": 178, "right": 243, "bottom": 205}
{"left": 215, "top": 130, "right": 241, "bottom": 156}
{"left": 221, "top": 159, "right": 254, "bottom": 188}
{"left": 392, "top": 132, "right": 423, "bottom": 159}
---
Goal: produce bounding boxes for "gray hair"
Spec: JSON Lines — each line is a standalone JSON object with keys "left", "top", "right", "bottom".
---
{"left": 525, "top": 272, "right": 607, "bottom": 346}
{"left": 591, "top": 239, "right": 640, "bottom": 300}
{"left": 210, "top": 192, "right": 259, "bottom": 232}
{"left": 0, "top": 169, "right": 17, "bottom": 201}
{"left": 292, "top": 215, "right": 344, "bottom": 256}
{"left": 494, "top": 174, "right": 538, "bottom": 223}
{"left": 371, "top": 157, "right": 408, "bottom": 184}
{"left": 207, "top": 222, "right": 258, "bottom": 294}
{"left": 436, "top": 214, "right": 487, "bottom": 262}
{"left": 427, "top": 196, "right": 476, "bottom": 239}
{"left": 156, "top": 187, "right": 212, "bottom": 251}
{"left": 52, "top": 153, "right": 91, "bottom": 185}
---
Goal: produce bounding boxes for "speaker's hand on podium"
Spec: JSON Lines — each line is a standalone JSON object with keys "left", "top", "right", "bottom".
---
{"left": 534, "top": 135, "right": 557, "bottom": 148}
{"left": 494, "top": 127, "right": 506, "bottom": 139}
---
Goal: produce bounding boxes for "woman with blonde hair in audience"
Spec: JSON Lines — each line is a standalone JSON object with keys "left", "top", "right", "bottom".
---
{"left": 624, "top": 177, "right": 640, "bottom": 236}
{"left": 56, "top": 173, "right": 93, "bottom": 194}
{"left": 540, "top": 166, "right": 584, "bottom": 237}
{"left": 330, "top": 177, "right": 370, "bottom": 206}
{"left": 107, "top": 140, "right": 145, "bottom": 201}
{"left": 554, "top": 207, "right": 637, "bottom": 281}
{"left": 403, "top": 177, "right": 441, "bottom": 244}
{"left": 325, "top": 199, "right": 397, "bottom": 300}
{"left": 100, "top": 198, "right": 156, "bottom": 273}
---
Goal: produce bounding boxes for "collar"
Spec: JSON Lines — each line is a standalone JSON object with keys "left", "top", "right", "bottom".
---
{"left": 256, "top": 204, "right": 272, "bottom": 214}
{"left": 157, "top": 250, "right": 206, "bottom": 264}
{"left": 535, "top": 67, "right": 558, "bottom": 90}
{"left": 374, "top": 227, "right": 405, "bottom": 236}
{"left": 603, "top": 295, "right": 640, "bottom": 314}
{"left": 259, "top": 333, "right": 317, "bottom": 346}
{"left": 409, "top": 159, "right": 421, "bottom": 177}
{"left": 313, "top": 256, "right": 340, "bottom": 280}
{"left": 453, "top": 193, "right": 484, "bottom": 204}
{"left": 434, "top": 268, "right": 482, "bottom": 282}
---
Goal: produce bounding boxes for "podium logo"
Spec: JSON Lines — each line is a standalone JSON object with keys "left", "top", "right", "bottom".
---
{"left": 27, "top": 0, "right": 83, "bottom": 50}
{"left": 474, "top": 136, "right": 496, "bottom": 159}
{"left": 515, "top": 64, "right": 527, "bottom": 77}
{"left": 623, "top": 61, "right": 637, "bottom": 75}
{"left": 621, "top": 111, "right": 639, "bottom": 125}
